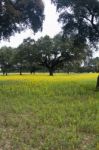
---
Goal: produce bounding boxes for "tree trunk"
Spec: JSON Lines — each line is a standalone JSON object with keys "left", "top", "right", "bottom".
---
{"left": 3, "top": 71, "right": 5, "bottom": 75}
{"left": 19, "top": 67, "right": 22, "bottom": 75}
{"left": 30, "top": 70, "right": 33, "bottom": 74}
{"left": 96, "top": 75, "right": 99, "bottom": 89}
{"left": 49, "top": 69, "right": 54, "bottom": 76}
{"left": 19, "top": 70, "right": 22, "bottom": 75}
{"left": 20, "top": 72, "right": 22, "bottom": 75}
{"left": 30, "top": 66, "right": 33, "bottom": 74}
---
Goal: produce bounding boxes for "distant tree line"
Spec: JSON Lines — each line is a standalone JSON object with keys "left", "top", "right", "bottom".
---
{"left": 0, "top": 34, "right": 93, "bottom": 76}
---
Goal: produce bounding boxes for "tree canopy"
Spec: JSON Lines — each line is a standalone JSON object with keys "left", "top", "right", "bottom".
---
{"left": 52, "top": 0, "right": 99, "bottom": 47}
{"left": 0, "top": 0, "right": 44, "bottom": 39}
{"left": 36, "top": 34, "right": 91, "bottom": 75}
{"left": 0, "top": 46, "right": 14, "bottom": 75}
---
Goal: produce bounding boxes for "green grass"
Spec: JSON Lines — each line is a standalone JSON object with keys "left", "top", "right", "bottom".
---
{"left": 0, "top": 73, "right": 99, "bottom": 150}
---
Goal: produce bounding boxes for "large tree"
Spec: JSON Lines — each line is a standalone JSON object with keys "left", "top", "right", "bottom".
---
{"left": 0, "top": 0, "right": 44, "bottom": 39}
{"left": 15, "top": 37, "right": 38, "bottom": 74}
{"left": 36, "top": 35, "right": 63, "bottom": 76}
{"left": 0, "top": 46, "right": 14, "bottom": 75}
{"left": 36, "top": 34, "right": 90, "bottom": 76}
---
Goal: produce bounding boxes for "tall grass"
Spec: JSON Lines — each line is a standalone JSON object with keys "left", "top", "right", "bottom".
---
{"left": 0, "top": 73, "right": 99, "bottom": 150}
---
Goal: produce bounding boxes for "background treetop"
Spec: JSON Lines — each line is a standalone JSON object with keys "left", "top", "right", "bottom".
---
{"left": 0, "top": 0, "right": 44, "bottom": 39}
{"left": 52, "top": 0, "right": 99, "bottom": 47}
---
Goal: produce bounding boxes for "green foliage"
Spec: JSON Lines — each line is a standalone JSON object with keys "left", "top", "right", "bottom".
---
{"left": 52, "top": 0, "right": 99, "bottom": 47}
{"left": 0, "top": 46, "right": 14, "bottom": 75}
{"left": 89, "top": 57, "right": 99, "bottom": 72}
{"left": 36, "top": 34, "right": 91, "bottom": 75}
{"left": 14, "top": 38, "right": 39, "bottom": 74}
{"left": 36, "top": 35, "right": 69, "bottom": 75}
{"left": 0, "top": 0, "right": 44, "bottom": 39}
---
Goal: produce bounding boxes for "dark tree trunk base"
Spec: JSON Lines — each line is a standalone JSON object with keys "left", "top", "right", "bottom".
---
{"left": 96, "top": 75, "right": 99, "bottom": 90}
{"left": 20, "top": 72, "right": 22, "bottom": 75}
{"left": 2, "top": 72, "right": 8, "bottom": 76}
{"left": 49, "top": 70, "right": 53, "bottom": 76}
{"left": 49, "top": 73, "right": 53, "bottom": 76}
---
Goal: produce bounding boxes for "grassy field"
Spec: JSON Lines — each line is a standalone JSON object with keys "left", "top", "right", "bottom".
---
{"left": 0, "top": 73, "right": 99, "bottom": 150}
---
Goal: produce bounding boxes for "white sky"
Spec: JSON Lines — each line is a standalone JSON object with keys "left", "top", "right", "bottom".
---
{"left": 0, "top": 0, "right": 61, "bottom": 48}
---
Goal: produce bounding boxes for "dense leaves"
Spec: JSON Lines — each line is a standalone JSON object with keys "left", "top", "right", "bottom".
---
{"left": 0, "top": 0, "right": 44, "bottom": 39}
{"left": 52, "top": 0, "right": 99, "bottom": 47}
{"left": 36, "top": 35, "right": 78, "bottom": 75}
{"left": 0, "top": 46, "right": 14, "bottom": 75}
{"left": 15, "top": 38, "right": 38, "bottom": 74}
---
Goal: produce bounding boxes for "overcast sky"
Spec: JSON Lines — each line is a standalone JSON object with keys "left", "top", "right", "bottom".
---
{"left": 0, "top": 0, "right": 61, "bottom": 48}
